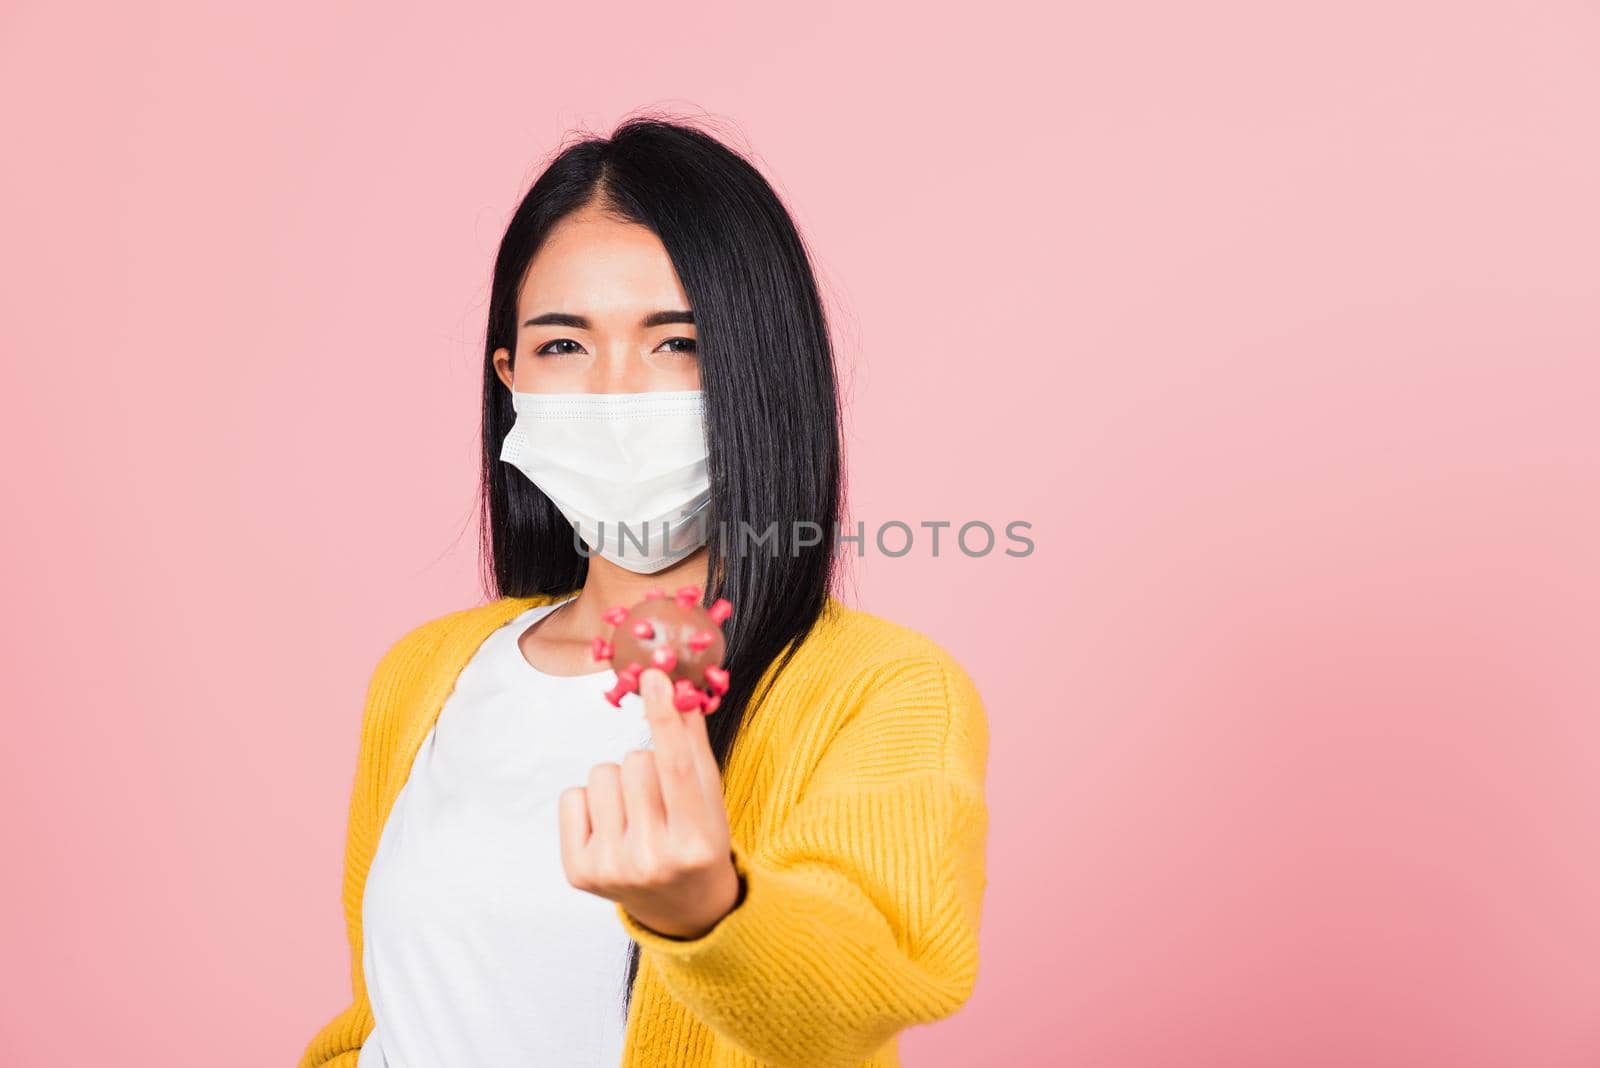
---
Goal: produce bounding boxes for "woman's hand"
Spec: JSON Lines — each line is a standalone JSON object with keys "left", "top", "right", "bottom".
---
{"left": 558, "top": 667, "right": 743, "bottom": 939}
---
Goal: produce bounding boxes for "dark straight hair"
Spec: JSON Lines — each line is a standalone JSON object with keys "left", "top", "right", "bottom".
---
{"left": 476, "top": 115, "right": 844, "bottom": 1015}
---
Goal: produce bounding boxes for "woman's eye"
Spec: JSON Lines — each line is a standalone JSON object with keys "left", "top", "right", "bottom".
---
{"left": 656, "top": 336, "right": 698, "bottom": 354}
{"left": 535, "top": 339, "right": 585, "bottom": 357}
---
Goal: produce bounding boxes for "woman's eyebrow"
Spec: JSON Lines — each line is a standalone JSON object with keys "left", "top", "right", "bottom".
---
{"left": 521, "top": 310, "right": 696, "bottom": 329}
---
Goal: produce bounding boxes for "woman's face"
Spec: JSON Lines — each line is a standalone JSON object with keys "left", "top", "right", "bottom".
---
{"left": 493, "top": 204, "right": 701, "bottom": 395}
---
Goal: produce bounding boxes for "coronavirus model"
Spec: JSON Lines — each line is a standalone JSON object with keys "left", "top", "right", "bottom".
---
{"left": 591, "top": 585, "right": 733, "bottom": 714}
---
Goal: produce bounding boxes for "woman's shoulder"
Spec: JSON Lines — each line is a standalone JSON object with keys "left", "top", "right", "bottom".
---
{"left": 808, "top": 595, "right": 981, "bottom": 685}
{"left": 367, "top": 592, "right": 570, "bottom": 690}
{"left": 779, "top": 596, "right": 989, "bottom": 784}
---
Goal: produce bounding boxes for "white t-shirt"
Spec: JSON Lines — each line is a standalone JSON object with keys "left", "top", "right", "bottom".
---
{"left": 357, "top": 597, "right": 652, "bottom": 1068}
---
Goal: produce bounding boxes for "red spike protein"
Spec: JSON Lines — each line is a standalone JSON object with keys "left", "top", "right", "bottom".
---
{"left": 594, "top": 585, "right": 734, "bottom": 713}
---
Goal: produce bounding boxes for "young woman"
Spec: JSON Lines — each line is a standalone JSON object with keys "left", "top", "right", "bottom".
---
{"left": 300, "top": 116, "right": 989, "bottom": 1068}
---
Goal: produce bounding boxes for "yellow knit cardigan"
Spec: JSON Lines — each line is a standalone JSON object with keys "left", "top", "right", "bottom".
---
{"left": 300, "top": 590, "right": 989, "bottom": 1068}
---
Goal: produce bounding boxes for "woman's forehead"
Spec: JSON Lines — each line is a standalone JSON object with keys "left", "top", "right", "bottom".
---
{"left": 521, "top": 217, "right": 689, "bottom": 322}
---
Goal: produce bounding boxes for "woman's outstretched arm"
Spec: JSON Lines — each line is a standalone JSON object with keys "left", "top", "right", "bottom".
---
{"left": 616, "top": 649, "right": 991, "bottom": 1068}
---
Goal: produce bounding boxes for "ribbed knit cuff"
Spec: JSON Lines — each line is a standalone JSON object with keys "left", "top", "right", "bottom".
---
{"left": 616, "top": 840, "right": 758, "bottom": 960}
{"left": 612, "top": 834, "right": 915, "bottom": 1066}
{"left": 609, "top": 773, "right": 986, "bottom": 1067}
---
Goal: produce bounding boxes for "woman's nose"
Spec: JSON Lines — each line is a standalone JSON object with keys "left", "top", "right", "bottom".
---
{"left": 585, "top": 348, "right": 654, "bottom": 394}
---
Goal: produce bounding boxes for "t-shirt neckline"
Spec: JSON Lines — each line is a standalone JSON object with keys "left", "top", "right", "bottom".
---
{"left": 501, "top": 596, "right": 614, "bottom": 684}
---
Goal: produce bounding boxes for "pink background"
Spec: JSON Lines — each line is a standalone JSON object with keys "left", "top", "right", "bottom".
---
{"left": 3, "top": 2, "right": 1598, "bottom": 1065}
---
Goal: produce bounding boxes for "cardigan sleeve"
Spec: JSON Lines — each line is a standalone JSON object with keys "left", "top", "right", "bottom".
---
{"left": 615, "top": 646, "right": 991, "bottom": 1068}
{"left": 298, "top": 623, "right": 440, "bottom": 1068}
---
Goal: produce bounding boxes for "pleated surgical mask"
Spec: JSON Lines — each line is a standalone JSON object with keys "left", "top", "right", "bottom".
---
{"left": 498, "top": 389, "right": 712, "bottom": 574}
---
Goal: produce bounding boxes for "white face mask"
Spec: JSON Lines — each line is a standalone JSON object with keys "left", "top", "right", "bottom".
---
{"left": 498, "top": 389, "right": 712, "bottom": 574}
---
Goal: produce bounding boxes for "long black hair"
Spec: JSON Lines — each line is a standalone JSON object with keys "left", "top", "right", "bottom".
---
{"left": 476, "top": 114, "right": 844, "bottom": 1015}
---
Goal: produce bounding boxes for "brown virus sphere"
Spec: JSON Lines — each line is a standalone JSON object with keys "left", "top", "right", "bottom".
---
{"left": 592, "top": 585, "right": 733, "bottom": 713}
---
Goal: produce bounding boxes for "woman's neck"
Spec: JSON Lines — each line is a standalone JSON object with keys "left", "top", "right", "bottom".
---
{"left": 544, "top": 547, "right": 712, "bottom": 645}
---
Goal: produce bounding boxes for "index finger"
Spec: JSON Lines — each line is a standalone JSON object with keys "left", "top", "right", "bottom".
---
{"left": 557, "top": 786, "right": 591, "bottom": 875}
{"left": 639, "top": 668, "right": 707, "bottom": 823}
